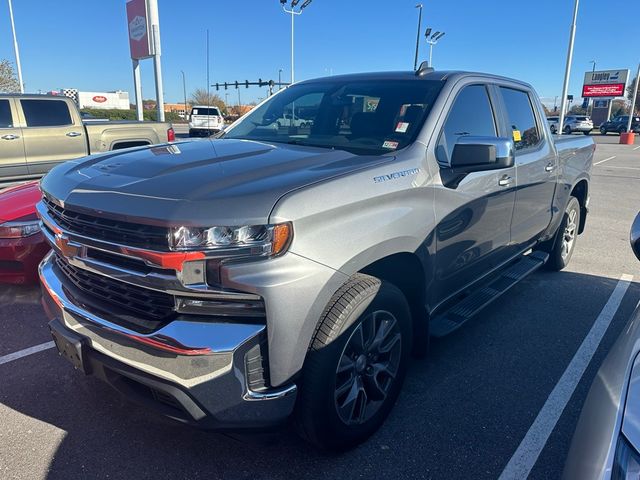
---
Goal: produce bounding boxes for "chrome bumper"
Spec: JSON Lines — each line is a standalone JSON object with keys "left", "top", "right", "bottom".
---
{"left": 40, "top": 252, "right": 297, "bottom": 428}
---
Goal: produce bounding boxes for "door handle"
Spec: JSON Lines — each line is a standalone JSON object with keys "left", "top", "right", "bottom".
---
{"left": 1, "top": 134, "right": 19, "bottom": 140}
{"left": 545, "top": 163, "right": 555, "bottom": 172}
{"left": 66, "top": 131, "right": 82, "bottom": 137}
{"left": 498, "top": 175, "right": 513, "bottom": 187}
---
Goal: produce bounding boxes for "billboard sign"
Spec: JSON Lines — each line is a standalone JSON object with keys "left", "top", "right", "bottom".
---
{"left": 126, "top": 0, "right": 152, "bottom": 59}
{"left": 582, "top": 69, "right": 629, "bottom": 98}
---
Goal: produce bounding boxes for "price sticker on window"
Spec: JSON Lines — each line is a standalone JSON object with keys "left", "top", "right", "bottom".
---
{"left": 512, "top": 130, "right": 522, "bottom": 142}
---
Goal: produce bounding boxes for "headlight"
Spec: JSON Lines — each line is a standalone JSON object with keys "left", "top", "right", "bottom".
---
{"left": 169, "top": 223, "right": 292, "bottom": 257}
{"left": 613, "top": 435, "right": 640, "bottom": 479}
{"left": 0, "top": 220, "right": 41, "bottom": 239}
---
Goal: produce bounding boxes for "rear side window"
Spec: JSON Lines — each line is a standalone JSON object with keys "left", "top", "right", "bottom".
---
{"left": 21, "top": 99, "right": 72, "bottom": 127}
{"left": 437, "top": 84, "right": 496, "bottom": 164}
{"left": 0, "top": 100, "right": 13, "bottom": 128}
{"left": 499, "top": 87, "right": 541, "bottom": 151}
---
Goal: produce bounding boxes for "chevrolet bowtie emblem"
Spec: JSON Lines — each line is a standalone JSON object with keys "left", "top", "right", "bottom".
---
{"left": 54, "top": 233, "right": 79, "bottom": 258}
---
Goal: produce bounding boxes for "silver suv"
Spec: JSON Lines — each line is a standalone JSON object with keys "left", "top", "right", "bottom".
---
{"left": 563, "top": 115, "right": 594, "bottom": 135}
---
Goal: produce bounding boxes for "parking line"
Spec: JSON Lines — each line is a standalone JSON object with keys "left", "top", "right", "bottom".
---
{"left": 594, "top": 155, "right": 617, "bottom": 166}
{"left": 633, "top": 145, "right": 640, "bottom": 151}
{"left": 498, "top": 273, "right": 633, "bottom": 480}
{"left": 0, "top": 341, "right": 55, "bottom": 366}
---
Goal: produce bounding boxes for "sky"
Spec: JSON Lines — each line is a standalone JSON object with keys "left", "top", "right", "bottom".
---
{"left": 0, "top": 0, "right": 638, "bottom": 107}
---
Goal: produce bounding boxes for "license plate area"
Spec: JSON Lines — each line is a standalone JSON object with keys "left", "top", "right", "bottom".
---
{"left": 49, "top": 319, "right": 91, "bottom": 374}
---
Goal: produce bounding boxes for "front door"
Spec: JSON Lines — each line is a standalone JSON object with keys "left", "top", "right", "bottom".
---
{"left": 432, "top": 83, "right": 517, "bottom": 307}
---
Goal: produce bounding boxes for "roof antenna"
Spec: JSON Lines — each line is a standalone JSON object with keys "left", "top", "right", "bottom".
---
{"left": 416, "top": 61, "right": 433, "bottom": 76}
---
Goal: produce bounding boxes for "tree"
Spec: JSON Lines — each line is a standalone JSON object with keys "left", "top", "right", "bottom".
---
{"left": 626, "top": 77, "right": 640, "bottom": 115}
{"left": 0, "top": 59, "right": 20, "bottom": 93}
{"left": 190, "top": 88, "right": 226, "bottom": 111}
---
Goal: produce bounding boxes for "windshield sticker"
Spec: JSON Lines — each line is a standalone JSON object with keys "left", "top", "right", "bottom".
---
{"left": 512, "top": 130, "right": 522, "bottom": 142}
{"left": 374, "top": 168, "right": 420, "bottom": 183}
{"left": 395, "top": 122, "right": 410, "bottom": 133}
{"left": 382, "top": 140, "right": 399, "bottom": 149}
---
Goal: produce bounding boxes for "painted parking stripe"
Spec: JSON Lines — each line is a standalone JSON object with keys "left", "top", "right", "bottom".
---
{"left": 594, "top": 155, "right": 616, "bottom": 165}
{"left": 498, "top": 273, "right": 633, "bottom": 480}
{"left": 633, "top": 145, "right": 640, "bottom": 151}
{"left": 0, "top": 341, "right": 55, "bottom": 366}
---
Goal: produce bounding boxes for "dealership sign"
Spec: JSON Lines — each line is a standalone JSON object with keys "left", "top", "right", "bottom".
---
{"left": 582, "top": 69, "right": 629, "bottom": 98}
{"left": 92, "top": 95, "right": 107, "bottom": 103}
{"left": 126, "top": 0, "right": 152, "bottom": 59}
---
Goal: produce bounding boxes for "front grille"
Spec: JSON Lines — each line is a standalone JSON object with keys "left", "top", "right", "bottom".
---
{"left": 55, "top": 255, "right": 176, "bottom": 323}
{"left": 43, "top": 197, "right": 169, "bottom": 251}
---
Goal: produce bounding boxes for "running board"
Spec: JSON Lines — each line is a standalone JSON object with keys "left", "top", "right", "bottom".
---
{"left": 429, "top": 251, "right": 549, "bottom": 337}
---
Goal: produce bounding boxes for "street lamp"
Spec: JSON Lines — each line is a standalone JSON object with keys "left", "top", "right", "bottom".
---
{"left": 7, "top": 0, "right": 24, "bottom": 93}
{"left": 589, "top": 60, "right": 596, "bottom": 73}
{"left": 280, "top": 0, "right": 312, "bottom": 84}
{"left": 425, "top": 29, "right": 445, "bottom": 67}
{"left": 413, "top": 4, "right": 423, "bottom": 71}
{"left": 278, "top": 68, "right": 283, "bottom": 90}
{"left": 558, "top": 0, "right": 579, "bottom": 135}
{"left": 181, "top": 70, "right": 188, "bottom": 121}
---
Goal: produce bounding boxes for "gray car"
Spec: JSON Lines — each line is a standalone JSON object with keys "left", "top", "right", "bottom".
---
{"left": 38, "top": 68, "right": 593, "bottom": 450}
{"left": 563, "top": 213, "right": 640, "bottom": 479}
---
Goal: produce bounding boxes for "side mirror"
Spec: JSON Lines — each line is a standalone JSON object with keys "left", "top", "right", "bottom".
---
{"left": 631, "top": 212, "right": 640, "bottom": 261}
{"left": 450, "top": 136, "right": 515, "bottom": 173}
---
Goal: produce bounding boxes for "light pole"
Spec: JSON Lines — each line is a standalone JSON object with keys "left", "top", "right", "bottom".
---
{"left": 181, "top": 70, "right": 188, "bottom": 121}
{"left": 278, "top": 68, "right": 283, "bottom": 90}
{"left": 413, "top": 4, "right": 423, "bottom": 70}
{"left": 626, "top": 62, "right": 640, "bottom": 133}
{"left": 7, "top": 0, "right": 24, "bottom": 93}
{"left": 589, "top": 60, "right": 596, "bottom": 73}
{"left": 280, "top": 0, "right": 312, "bottom": 85}
{"left": 425, "top": 29, "right": 445, "bottom": 67}
{"left": 558, "top": 0, "right": 579, "bottom": 135}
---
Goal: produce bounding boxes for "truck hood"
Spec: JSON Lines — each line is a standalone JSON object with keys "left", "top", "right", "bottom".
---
{"left": 40, "top": 139, "right": 392, "bottom": 226}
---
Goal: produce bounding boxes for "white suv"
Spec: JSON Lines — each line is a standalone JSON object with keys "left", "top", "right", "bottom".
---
{"left": 189, "top": 106, "right": 224, "bottom": 137}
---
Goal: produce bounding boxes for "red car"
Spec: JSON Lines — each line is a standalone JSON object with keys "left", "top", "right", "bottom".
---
{"left": 0, "top": 181, "right": 49, "bottom": 284}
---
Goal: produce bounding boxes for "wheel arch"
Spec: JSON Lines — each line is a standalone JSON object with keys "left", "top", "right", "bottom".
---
{"left": 570, "top": 179, "right": 589, "bottom": 234}
{"left": 358, "top": 251, "right": 429, "bottom": 353}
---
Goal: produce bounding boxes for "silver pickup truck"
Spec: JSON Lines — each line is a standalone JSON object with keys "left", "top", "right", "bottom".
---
{"left": 0, "top": 94, "right": 174, "bottom": 184}
{"left": 38, "top": 67, "right": 594, "bottom": 450}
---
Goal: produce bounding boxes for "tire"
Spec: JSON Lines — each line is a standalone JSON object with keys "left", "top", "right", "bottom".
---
{"left": 550, "top": 125, "right": 557, "bottom": 134}
{"left": 564, "top": 126, "right": 572, "bottom": 135}
{"left": 544, "top": 196, "right": 581, "bottom": 271}
{"left": 583, "top": 130, "right": 591, "bottom": 136}
{"left": 600, "top": 127, "right": 607, "bottom": 135}
{"left": 295, "top": 274, "right": 412, "bottom": 451}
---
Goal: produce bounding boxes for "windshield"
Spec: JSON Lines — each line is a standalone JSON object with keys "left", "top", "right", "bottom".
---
{"left": 222, "top": 79, "right": 444, "bottom": 155}
{"left": 191, "top": 107, "right": 220, "bottom": 116}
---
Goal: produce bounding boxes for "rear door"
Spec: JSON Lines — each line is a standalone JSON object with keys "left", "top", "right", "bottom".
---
{"left": 432, "top": 83, "right": 517, "bottom": 306}
{"left": 498, "top": 86, "right": 556, "bottom": 249}
{"left": 19, "top": 98, "right": 87, "bottom": 175}
{"left": 0, "top": 98, "right": 27, "bottom": 180}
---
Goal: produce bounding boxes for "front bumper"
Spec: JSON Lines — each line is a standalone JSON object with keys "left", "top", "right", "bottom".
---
{"left": 0, "top": 232, "right": 50, "bottom": 284}
{"left": 40, "top": 253, "right": 297, "bottom": 430}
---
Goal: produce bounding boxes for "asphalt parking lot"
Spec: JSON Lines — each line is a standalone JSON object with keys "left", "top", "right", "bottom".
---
{"left": 1, "top": 134, "right": 640, "bottom": 480}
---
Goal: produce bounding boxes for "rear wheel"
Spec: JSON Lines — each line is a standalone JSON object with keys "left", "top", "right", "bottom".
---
{"left": 583, "top": 130, "right": 591, "bottom": 135}
{"left": 550, "top": 125, "right": 557, "bottom": 134}
{"left": 564, "top": 126, "right": 572, "bottom": 135}
{"left": 600, "top": 126, "right": 607, "bottom": 135}
{"left": 544, "top": 196, "right": 581, "bottom": 271}
{"left": 295, "top": 274, "right": 412, "bottom": 451}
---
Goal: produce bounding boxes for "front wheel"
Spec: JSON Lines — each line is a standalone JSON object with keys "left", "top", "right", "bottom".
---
{"left": 600, "top": 126, "right": 607, "bottom": 135}
{"left": 550, "top": 125, "right": 557, "bottom": 134}
{"left": 295, "top": 274, "right": 412, "bottom": 451}
{"left": 564, "top": 126, "right": 572, "bottom": 135}
{"left": 544, "top": 196, "right": 581, "bottom": 271}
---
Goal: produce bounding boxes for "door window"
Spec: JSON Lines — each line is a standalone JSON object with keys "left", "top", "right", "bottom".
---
{"left": 499, "top": 87, "right": 541, "bottom": 151}
{"left": 436, "top": 84, "right": 496, "bottom": 165}
{"left": 21, "top": 99, "right": 72, "bottom": 127}
{"left": 0, "top": 100, "right": 13, "bottom": 128}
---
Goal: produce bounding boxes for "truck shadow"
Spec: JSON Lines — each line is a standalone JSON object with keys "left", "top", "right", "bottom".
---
{"left": 0, "top": 270, "right": 638, "bottom": 480}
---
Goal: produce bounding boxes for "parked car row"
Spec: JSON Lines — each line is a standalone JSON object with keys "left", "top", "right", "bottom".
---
{"left": 599, "top": 115, "right": 640, "bottom": 135}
